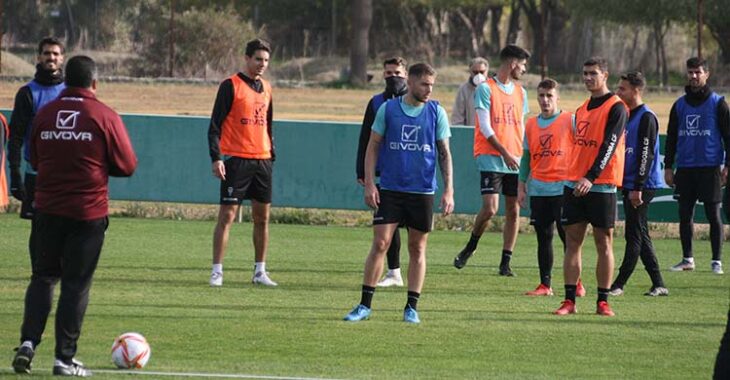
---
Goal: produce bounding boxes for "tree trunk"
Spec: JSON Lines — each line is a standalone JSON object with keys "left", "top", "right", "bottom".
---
{"left": 456, "top": 8, "right": 479, "bottom": 58}
{"left": 489, "top": 6, "right": 502, "bottom": 54}
{"left": 506, "top": 0, "right": 521, "bottom": 45}
{"left": 349, "top": 0, "right": 372, "bottom": 86}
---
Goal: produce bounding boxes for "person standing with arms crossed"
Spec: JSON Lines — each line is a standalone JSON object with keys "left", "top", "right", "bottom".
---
{"left": 553, "top": 57, "right": 627, "bottom": 317}
{"left": 454, "top": 45, "right": 530, "bottom": 276}
{"left": 11, "top": 55, "right": 137, "bottom": 376}
{"left": 664, "top": 57, "right": 730, "bottom": 275}
{"left": 517, "top": 78, "right": 586, "bottom": 297}
{"left": 344, "top": 63, "right": 454, "bottom": 324}
{"left": 356, "top": 57, "right": 408, "bottom": 287}
{"left": 208, "top": 39, "right": 278, "bottom": 287}
{"left": 8, "top": 37, "right": 66, "bottom": 264}
{"left": 609, "top": 71, "right": 669, "bottom": 297}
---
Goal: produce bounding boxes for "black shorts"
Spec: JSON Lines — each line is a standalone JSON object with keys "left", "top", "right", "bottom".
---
{"left": 20, "top": 172, "right": 36, "bottom": 220}
{"left": 674, "top": 167, "right": 723, "bottom": 204}
{"left": 529, "top": 195, "right": 563, "bottom": 227}
{"left": 480, "top": 171, "right": 518, "bottom": 196}
{"left": 219, "top": 158, "right": 272, "bottom": 204}
{"left": 373, "top": 189, "right": 434, "bottom": 233}
{"left": 561, "top": 186, "right": 617, "bottom": 228}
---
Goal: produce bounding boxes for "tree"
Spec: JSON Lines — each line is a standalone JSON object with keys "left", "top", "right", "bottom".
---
{"left": 702, "top": 0, "right": 730, "bottom": 64}
{"left": 349, "top": 0, "right": 372, "bottom": 86}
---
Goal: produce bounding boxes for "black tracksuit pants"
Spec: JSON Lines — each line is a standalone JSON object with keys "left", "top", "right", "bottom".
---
{"left": 19, "top": 212, "right": 108, "bottom": 362}
{"left": 613, "top": 190, "right": 665, "bottom": 289}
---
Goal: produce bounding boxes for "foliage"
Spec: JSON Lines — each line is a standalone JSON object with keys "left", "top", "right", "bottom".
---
{"left": 132, "top": 5, "right": 256, "bottom": 77}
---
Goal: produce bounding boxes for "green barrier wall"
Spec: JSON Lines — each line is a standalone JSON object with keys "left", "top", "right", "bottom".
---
{"left": 0, "top": 109, "right": 718, "bottom": 222}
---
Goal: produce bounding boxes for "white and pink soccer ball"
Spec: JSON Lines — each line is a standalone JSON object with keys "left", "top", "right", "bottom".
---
{"left": 111, "top": 332, "right": 151, "bottom": 369}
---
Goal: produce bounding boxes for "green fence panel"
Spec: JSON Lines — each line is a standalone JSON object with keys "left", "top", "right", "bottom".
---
{"left": 0, "top": 108, "right": 722, "bottom": 222}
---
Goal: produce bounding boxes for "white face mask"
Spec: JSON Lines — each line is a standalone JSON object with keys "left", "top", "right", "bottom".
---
{"left": 472, "top": 73, "right": 486, "bottom": 86}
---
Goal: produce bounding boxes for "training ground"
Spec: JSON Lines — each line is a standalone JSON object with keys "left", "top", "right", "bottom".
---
{"left": 1, "top": 214, "right": 727, "bottom": 379}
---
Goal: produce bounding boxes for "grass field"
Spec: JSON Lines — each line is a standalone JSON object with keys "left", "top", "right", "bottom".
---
{"left": 0, "top": 80, "right": 684, "bottom": 129}
{"left": 1, "top": 213, "right": 728, "bottom": 379}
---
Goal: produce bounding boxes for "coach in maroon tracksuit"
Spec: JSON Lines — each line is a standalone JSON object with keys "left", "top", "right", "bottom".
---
{"left": 12, "top": 55, "right": 137, "bottom": 377}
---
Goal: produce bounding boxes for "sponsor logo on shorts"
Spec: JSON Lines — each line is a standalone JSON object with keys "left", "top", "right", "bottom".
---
{"left": 222, "top": 197, "right": 238, "bottom": 202}
{"left": 227, "top": 187, "right": 234, "bottom": 196}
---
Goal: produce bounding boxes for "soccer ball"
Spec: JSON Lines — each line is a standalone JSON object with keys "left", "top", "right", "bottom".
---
{"left": 111, "top": 332, "right": 151, "bottom": 369}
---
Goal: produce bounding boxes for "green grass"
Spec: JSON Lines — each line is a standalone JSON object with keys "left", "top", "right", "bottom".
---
{"left": 0, "top": 213, "right": 728, "bottom": 379}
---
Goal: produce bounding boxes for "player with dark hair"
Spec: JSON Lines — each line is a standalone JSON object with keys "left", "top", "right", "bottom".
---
{"left": 554, "top": 57, "right": 628, "bottom": 317}
{"left": 664, "top": 57, "right": 730, "bottom": 275}
{"left": 8, "top": 37, "right": 66, "bottom": 264}
{"left": 356, "top": 56, "right": 408, "bottom": 287}
{"left": 454, "top": 45, "right": 530, "bottom": 276}
{"left": 518, "top": 78, "right": 586, "bottom": 297}
{"left": 208, "top": 38, "right": 278, "bottom": 287}
{"left": 609, "top": 71, "right": 668, "bottom": 297}
{"left": 344, "top": 63, "right": 454, "bottom": 324}
{"left": 11, "top": 55, "right": 137, "bottom": 376}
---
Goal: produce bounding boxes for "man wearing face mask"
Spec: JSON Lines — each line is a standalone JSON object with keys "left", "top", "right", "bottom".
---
{"left": 8, "top": 37, "right": 66, "bottom": 264}
{"left": 454, "top": 45, "right": 530, "bottom": 277}
{"left": 356, "top": 57, "right": 408, "bottom": 287}
{"left": 451, "top": 57, "right": 489, "bottom": 127}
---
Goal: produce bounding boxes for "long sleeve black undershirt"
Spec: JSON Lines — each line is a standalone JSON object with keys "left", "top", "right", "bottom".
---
{"left": 208, "top": 73, "right": 274, "bottom": 162}
{"left": 355, "top": 88, "right": 406, "bottom": 180}
{"left": 664, "top": 85, "right": 730, "bottom": 168}
{"left": 8, "top": 86, "right": 33, "bottom": 174}
{"left": 584, "top": 93, "right": 628, "bottom": 182}
{"left": 632, "top": 107, "right": 659, "bottom": 190}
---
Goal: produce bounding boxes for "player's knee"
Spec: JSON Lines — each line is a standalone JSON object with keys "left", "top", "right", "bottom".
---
{"left": 372, "top": 238, "right": 392, "bottom": 254}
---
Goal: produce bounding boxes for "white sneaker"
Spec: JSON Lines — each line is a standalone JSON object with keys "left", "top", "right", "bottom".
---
{"left": 377, "top": 272, "right": 404, "bottom": 287}
{"left": 712, "top": 261, "right": 724, "bottom": 275}
{"left": 209, "top": 272, "right": 223, "bottom": 287}
{"left": 669, "top": 259, "right": 695, "bottom": 272}
{"left": 252, "top": 272, "right": 278, "bottom": 286}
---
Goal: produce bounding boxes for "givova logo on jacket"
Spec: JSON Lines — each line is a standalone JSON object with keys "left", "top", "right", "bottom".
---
{"left": 573, "top": 121, "right": 597, "bottom": 147}
{"left": 679, "top": 114, "right": 710, "bottom": 136}
{"left": 389, "top": 124, "right": 432, "bottom": 152}
{"left": 40, "top": 110, "right": 92, "bottom": 141}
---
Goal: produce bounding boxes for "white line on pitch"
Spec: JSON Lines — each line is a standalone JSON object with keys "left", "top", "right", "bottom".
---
{"left": 1, "top": 368, "right": 346, "bottom": 380}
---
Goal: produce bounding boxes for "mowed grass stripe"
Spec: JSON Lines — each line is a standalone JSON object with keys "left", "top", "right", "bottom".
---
{"left": 0, "top": 214, "right": 727, "bottom": 379}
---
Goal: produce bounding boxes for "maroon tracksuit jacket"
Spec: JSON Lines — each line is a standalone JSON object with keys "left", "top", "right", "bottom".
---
{"left": 30, "top": 87, "right": 137, "bottom": 220}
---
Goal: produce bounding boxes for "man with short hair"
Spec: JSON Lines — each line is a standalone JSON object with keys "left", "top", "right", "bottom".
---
{"left": 609, "top": 71, "right": 668, "bottom": 297}
{"left": 518, "top": 78, "right": 586, "bottom": 297}
{"left": 553, "top": 57, "right": 627, "bottom": 317}
{"left": 664, "top": 57, "right": 730, "bottom": 275}
{"left": 450, "top": 57, "right": 489, "bottom": 126}
{"left": 8, "top": 37, "right": 66, "bottom": 263}
{"left": 454, "top": 45, "right": 530, "bottom": 276}
{"left": 344, "top": 63, "right": 454, "bottom": 324}
{"left": 12, "top": 55, "right": 137, "bottom": 377}
{"left": 356, "top": 56, "right": 408, "bottom": 287}
{"left": 208, "top": 38, "right": 277, "bottom": 287}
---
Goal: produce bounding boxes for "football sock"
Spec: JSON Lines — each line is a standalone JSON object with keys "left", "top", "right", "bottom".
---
{"left": 212, "top": 264, "right": 222, "bottom": 274}
{"left": 684, "top": 257, "right": 695, "bottom": 263}
{"left": 254, "top": 262, "right": 265, "bottom": 274}
{"left": 465, "top": 233, "right": 481, "bottom": 252}
{"left": 406, "top": 291, "right": 420, "bottom": 310}
{"left": 564, "top": 285, "right": 577, "bottom": 303}
{"left": 500, "top": 250, "right": 512, "bottom": 267}
{"left": 597, "top": 288, "right": 610, "bottom": 304}
{"left": 360, "top": 285, "right": 375, "bottom": 308}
